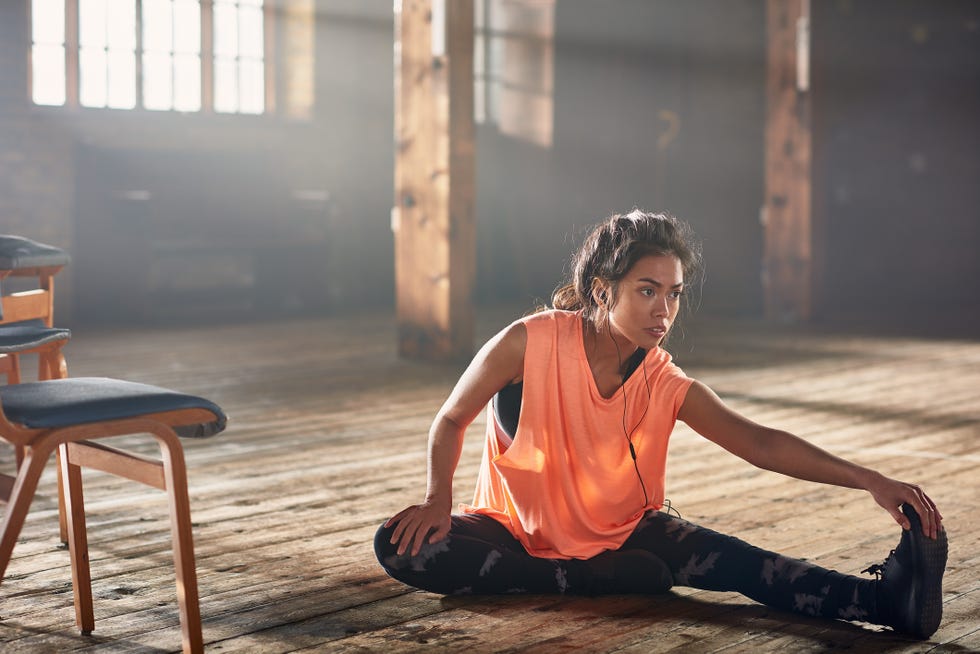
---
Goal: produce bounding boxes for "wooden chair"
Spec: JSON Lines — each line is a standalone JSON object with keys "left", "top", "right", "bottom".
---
{"left": 0, "top": 234, "right": 72, "bottom": 382}
{"left": 0, "top": 233, "right": 70, "bottom": 329}
{"left": 0, "top": 235, "right": 74, "bottom": 544}
{"left": 0, "top": 377, "right": 227, "bottom": 654}
{"left": 0, "top": 321, "right": 71, "bottom": 457}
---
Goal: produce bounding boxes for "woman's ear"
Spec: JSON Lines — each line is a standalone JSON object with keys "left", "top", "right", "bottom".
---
{"left": 591, "top": 280, "right": 610, "bottom": 308}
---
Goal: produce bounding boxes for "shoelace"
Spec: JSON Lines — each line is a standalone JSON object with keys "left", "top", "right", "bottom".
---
{"left": 862, "top": 549, "right": 896, "bottom": 578}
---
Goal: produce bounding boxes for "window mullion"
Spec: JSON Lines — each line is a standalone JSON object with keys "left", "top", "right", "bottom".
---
{"left": 135, "top": 0, "right": 144, "bottom": 108}
{"left": 263, "top": 0, "right": 275, "bottom": 115}
{"left": 65, "top": 0, "right": 79, "bottom": 106}
{"left": 201, "top": 0, "right": 213, "bottom": 112}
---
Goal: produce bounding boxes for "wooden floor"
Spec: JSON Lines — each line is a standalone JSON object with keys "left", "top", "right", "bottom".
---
{"left": 0, "top": 307, "right": 977, "bottom": 653}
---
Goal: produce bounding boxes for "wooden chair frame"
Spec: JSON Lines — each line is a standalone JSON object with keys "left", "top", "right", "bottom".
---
{"left": 0, "top": 264, "right": 63, "bottom": 327}
{"left": 0, "top": 265, "right": 71, "bottom": 537}
{"left": 0, "top": 405, "right": 216, "bottom": 654}
{"left": 0, "top": 265, "right": 69, "bottom": 386}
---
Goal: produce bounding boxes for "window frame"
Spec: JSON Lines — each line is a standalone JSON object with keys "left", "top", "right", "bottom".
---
{"left": 473, "top": 0, "right": 555, "bottom": 148}
{"left": 28, "top": 0, "right": 279, "bottom": 115}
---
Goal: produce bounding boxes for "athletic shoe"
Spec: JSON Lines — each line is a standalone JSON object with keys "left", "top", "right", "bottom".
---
{"left": 863, "top": 503, "right": 948, "bottom": 639}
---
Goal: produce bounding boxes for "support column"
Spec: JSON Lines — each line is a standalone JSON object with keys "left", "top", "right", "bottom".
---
{"left": 764, "top": 0, "right": 812, "bottom": 321}
{"left": 394, "top": 0, "right": 475, "bottom": 360}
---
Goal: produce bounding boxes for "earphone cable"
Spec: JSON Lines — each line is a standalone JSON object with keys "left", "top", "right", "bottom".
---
{"left": 609, "top": 321, "right": 652, "bottom": 508}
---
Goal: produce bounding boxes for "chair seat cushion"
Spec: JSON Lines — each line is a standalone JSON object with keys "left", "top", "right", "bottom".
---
{"left": 0, "top": 319, "right": 71, "bottom": 353}
{"left": 0, "top": 235, "right": 71, "bottom": 269}
{"left": 0, "top": 377, "right": 226, "bottom": 438}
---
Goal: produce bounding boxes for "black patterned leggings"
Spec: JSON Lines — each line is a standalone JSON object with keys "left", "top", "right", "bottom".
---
{"left": 374, "top": 511, "right": 878, "bottom": 624}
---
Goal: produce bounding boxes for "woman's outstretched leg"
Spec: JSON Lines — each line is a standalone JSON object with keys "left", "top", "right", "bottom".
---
{"left": 623, "top": 510, "right": 874, "bottom": 620}
{"left": 622, "top": 504, "right": 947, "bottom": 638}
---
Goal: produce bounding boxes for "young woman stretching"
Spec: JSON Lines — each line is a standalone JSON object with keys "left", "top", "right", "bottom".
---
{"left": 374, "top": 210, "right": 947, "bottom": 639}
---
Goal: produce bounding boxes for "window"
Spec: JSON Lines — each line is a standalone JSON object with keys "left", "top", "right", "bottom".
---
{"left": 213, "top": 0, "right": 264, "bottom": 114}
{"left": 29, "top": 0, "right": 282, "bottom": 114}
{"left": 474, "top": 0, "right": 555, "bottom": 148}
{"left": 31, "top": 0, "right": 66, "bottom": 106}
{"left": 78, "top": 0, "right": 137, "bottom": 109}
{"left": 142, "top": 0, "right": 202, "bottom": 112}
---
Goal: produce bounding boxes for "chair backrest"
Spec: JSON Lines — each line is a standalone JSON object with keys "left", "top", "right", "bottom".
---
{"left": 0, "top": 235, "right": 71, "bottom": 327}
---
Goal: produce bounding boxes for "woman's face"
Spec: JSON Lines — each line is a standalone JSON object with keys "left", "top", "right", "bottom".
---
{"left": 604, "top": 254, "right": 684, "bottom": 350}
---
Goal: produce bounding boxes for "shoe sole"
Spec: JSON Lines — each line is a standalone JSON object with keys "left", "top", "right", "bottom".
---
{"left": 900, "top": 503, "right": 948, "bottom": 639}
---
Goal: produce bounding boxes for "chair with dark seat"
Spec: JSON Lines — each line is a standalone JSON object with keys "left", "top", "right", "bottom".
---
{"left": 0, "top": 376, "right": 227, "bottom": 654}
{"left": 0, "top": 235, "right": 74, "bottom": 538}
{"left": 0, "top": 234, "right": 72, "bottom": 383}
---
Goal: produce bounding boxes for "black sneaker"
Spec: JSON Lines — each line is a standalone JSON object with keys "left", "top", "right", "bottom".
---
{"left": 863, "top": 503, "right": 948, "bottom": 639}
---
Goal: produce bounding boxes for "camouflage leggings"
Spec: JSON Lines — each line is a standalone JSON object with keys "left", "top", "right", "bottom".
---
{"left": 374, "top": 511, "right": 876, "bottom": 623}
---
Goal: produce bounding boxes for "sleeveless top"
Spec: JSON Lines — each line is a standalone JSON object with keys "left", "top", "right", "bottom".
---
{"left": 460, "top": 309, "right": 693, "bottom": 559}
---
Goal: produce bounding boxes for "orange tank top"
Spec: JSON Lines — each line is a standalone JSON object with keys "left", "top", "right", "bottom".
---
{"left": 460, "top": 310, "right": 692, "bottom": 559}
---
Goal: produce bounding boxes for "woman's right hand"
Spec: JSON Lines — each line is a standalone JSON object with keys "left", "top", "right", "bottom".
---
{"left": 385, "top": 500, "right": 452, "bottom": 556}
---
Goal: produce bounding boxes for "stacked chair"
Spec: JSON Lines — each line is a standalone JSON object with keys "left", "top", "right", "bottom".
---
{"left": 0, "top": 235, "right": 71, "bottom": 389}
{"left": 0, "top": 235, "right": 227, "bottom": 654}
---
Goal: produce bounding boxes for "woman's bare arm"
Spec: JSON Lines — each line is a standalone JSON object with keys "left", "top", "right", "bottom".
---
{"left": 386, "top": 320, "right": 527, "bottom": 556}
{"left": 678, "top": 380, "right": 943, "bottom": 539}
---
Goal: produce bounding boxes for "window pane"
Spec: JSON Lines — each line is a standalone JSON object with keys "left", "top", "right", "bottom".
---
{"left": 107, "top": 49, "right": 136, "bottom": 108}
{"left": 80, "top": 47, "right": 108, "bottom": 107}
{"left": 474, "top": 0, "right": 484, "bottom": 29}
{"left": 474, "top": 75, "right": 485, "bottom": 124}
{"left": 213, "top": 4, "right": 239, "bottom": 57}
{"left": 239, "top": 58, "right": 263, "bottom": 114}
{"left": 213, "top": 57, "right": 238, "bottom": 112}
{"left": 32, "top": 0, "right": 65, "bottom": 45}
{"left": 474, "top": 33, "right": 484, "bottom": 74}
{"left": 107, "top": 0, "right": 136, "bottom": 50}
{"left": 143, "top": 0, "right": 174, "bottom": 53}
{"left": 281, "top": 0, "right": 312, "bottom": 118}
{"left": 238, "top": 6, "right": 263, "bottom": 58}
{"left": 79, "top": 0, "right": 108, "bottom": 48}
{"left": 173, "top": 53, "right": 201, "bottom": 111}
{"left": 173, "top": 1, "right": 201, "bottom": 55}
{"left": 32, "top": 44, "right": 66, "bottom": 105}
{"left": 143, "top": 52, "right": 172, "bottom": 110}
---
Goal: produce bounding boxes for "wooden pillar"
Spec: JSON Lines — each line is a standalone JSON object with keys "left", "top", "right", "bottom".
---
{"left": 764, "top": 0, "right": 811, "bottom": 321}
{"left": 394, "top": 0, "right": 475, "bottom": 361}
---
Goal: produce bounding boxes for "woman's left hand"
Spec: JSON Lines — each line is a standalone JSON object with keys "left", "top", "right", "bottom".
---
{"left": 866, "top": 472, "right": 944, "bottom": 540}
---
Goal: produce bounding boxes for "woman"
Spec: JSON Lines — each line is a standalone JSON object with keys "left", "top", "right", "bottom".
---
{"left": 374, "top": 210, "right": 947, "bottom": 639}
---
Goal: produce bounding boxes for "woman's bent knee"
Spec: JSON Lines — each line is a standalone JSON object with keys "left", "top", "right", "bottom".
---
{"left": 374, "top": 521, "right": 398, "bottom": 564}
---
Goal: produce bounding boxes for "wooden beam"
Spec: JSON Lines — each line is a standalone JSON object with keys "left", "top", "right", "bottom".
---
{"left": 764, "top": 0, "right": 812, "bottom": 321}
{"left": 394, "top": 0, "right": 475, "bottom": 361}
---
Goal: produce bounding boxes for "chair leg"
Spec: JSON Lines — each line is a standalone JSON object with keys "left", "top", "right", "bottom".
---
{"left": 0, "top": 444, "right": 53, "bottom": 582}
{"left": 1, "top": 355, "right": 26, "bottom": 469}
{"left": 4, "top": 353, "right": 22, "bottom": 385}
{"left": 36, "top": 348, "right": 72, "bottom": 544}
{"left": 59, "top": 443, "right": 95, "bottom": 635}
{"left": 158, "top": 433, "right": 204, "bottom": 654}
{"left": 40, "top": 348, "right": 68, "bottom": 382}
{"left": 57, "top": 456, "right": 69, "bottom": 544}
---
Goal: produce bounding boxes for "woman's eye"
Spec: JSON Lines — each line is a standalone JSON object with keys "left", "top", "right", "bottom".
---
{"left": 640, "top": 288, "right": 654, "bottom": 297}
